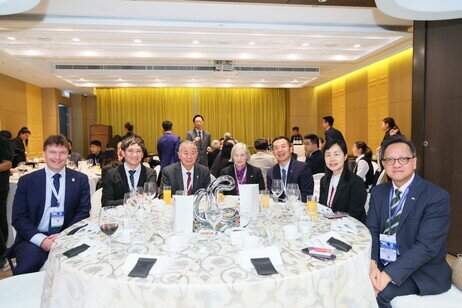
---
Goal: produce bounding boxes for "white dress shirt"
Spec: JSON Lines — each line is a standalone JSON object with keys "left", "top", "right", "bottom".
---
{"left": 124, "top": 163, "right": 142, "bottom": 191}
{"left": 181, "top": 163, "right": 195, "bottom": 194}
{"left": 355, "top": 154, "right": 370, "bottom": 182}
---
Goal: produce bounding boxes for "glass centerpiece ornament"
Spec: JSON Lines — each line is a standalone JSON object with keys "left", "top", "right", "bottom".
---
{"left": 193, "top": 175, "right": 239, "bottom": 232}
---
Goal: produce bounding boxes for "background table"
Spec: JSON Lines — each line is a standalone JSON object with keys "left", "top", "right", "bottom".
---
{"left": 41, "top": 203, "right": 376, "bottom": 307}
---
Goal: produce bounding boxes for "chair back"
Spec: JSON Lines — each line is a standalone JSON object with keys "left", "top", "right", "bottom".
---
{"left": 91, "top": 188, "right": 103, "bottom": 217}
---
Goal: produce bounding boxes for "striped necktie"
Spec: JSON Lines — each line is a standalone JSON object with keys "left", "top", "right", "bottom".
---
{"left": 129, "top": 170, "right": 136, "bottom": 190}
{"left": 186, "top": 171, "right": 193, "bottom": 195}
{"left": 282, "top": 168, "right": 287, "bottom": 187}
{"left": 384, "top": 189, "right": 402, "bottom": 235}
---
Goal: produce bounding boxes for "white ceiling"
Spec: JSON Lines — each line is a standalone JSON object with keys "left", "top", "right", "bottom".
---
{"left": 0, "top": 0, "right": 413, "bottom": 93}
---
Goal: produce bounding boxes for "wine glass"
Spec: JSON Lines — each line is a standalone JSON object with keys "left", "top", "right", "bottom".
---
{"left": 286, "top": 184, "right": 300, "bottom": 218}
{"left": 271, "top": 179, "right": 284, "bottom": 208}
{"left": 144, "top": 182, "right": 157, "bottom": 201}
{"left": 99, "top": 206, "right": 119, "bottom": 251}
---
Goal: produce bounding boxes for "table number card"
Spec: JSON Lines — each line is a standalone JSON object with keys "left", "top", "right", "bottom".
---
{"left": 239, "top": 184, "right": 259, "bottom": 220}
{"left": 173, "top": 195, "right": 194, "bottom": 234}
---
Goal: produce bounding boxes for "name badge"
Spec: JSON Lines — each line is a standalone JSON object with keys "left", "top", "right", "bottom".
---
{"left": 50, "top": 210, "right": 65, "bottom": 232}
{"left": 380, "top": 233, "right": 397, "bottom": 263}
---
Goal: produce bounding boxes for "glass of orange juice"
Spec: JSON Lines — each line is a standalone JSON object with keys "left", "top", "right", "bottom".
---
{"left": 163, "top": 185, "right": 172, "bottom": 206}
{"left": 260, "top": 190, "right": 270, "bottom": 210}
{"left": 306, "top": 195, "right": 318, "bottom": 220}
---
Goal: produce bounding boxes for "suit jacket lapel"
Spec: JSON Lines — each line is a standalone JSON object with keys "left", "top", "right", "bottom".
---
{"left": 332, "top": 174, "right": 347, "bottom": 206}
{"left": 37, "top": 169, "right": 47, "bottom": 220}
{"left": 246, "top": 165, "right": 255, "bottom": 183}
{"left": 118, "top": 165, "right": 130, "bottom": 191}
{"left": 138, "top": 165, "right": 147, "bottom": 187}
{"left": 287, "top": 159, "right": 295, "bottom": 183}
{"left": 397, "top": 175, "right": 421, "bottom": 233}
{"left": 193, "top": 164, "right": 202, "bottom": 192}
{"left": 174, "top": 163, "right": 184, "bottom": 190}
{"left": 64, "top": 168, "right": 73, "bottom": 213}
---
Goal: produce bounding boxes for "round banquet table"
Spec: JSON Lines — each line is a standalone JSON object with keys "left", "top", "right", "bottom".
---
{"left": 41, "top": 203, "right": 377, "bottom": 308}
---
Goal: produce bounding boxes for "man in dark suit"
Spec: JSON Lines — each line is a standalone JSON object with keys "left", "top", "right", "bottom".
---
{"left": 102, "top": 136, "right": 156, "bottom": 207}
{"left": 367, "top": 136, "right": 452, "bottom": 307}
{"left": 267, "top": 136, "right": 313, "bottom": 202}
{"left": 87, "top": 139, "right": 103, "bottom": 165}
{"left": 9, "top": 135, "right": 91, "bottom": 275}
{"left": 157, "top": 120, "right": 181, "bottom": 169}
{"left": 160, "top": 140, "right": 210, "bottom": 197}
{"left": 303, "top": 134, "right": 325, "bottom": 174}
{"left": 322, "top": 115, "right": 345, "bottom": 144}
{"left": 186, "top": 114, "right": 211, "bottom": 167}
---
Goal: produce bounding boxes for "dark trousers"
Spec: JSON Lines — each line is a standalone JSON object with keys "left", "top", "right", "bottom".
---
{"left": 12, "top": 240, "right": 49, "bottom": 275}
{"left": 377, "top": 277, "right": 419, "bottom": 308}
{"left": 0, "top": 190, "right": 8, "bottom": 256}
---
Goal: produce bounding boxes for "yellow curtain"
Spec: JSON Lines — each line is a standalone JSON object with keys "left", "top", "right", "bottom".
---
{"left": 97, "top": 88, "right": 193, "bottom": 152}
{"left": 197, "top": 88, "right": 286, "bottom": 147}
{"left": 96, "top": 87, "right": 286, "bottom": 153}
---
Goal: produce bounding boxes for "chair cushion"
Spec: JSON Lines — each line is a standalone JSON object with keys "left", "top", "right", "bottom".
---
{"left": 391, "top": 285, "right": 462, "bottom": 308}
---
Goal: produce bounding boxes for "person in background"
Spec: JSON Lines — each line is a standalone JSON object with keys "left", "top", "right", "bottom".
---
{"left": 160, "top": 140, "right": 210, "bottom": 197}
{"left": 367, "top": 136, "right": 451, "bottom": 307}
{"left": 249, "top": 139, "right": 277, "bottom": 187}
{"left": 267, "top": 136, "right": 313, "bottom": 202}
{"left": 210, "top": 139, "right": 235, "bottom": 178}
{"left": 220, "top": 143, "right": 265, "bottom": 195}
{"left": 207, "top": 139, "right": 221, "bottom": 169}
{"left": 352, "top": 141, "right": 374, "bottom": 188}
{"left": 322, "top": 116, "right": 345, "bottom": 145}
{"left": 290, "top": 126, "right": 303, "bottom": 145}
{"left": 186, "top": 114, "right": 211, "bottom": 167}
{"left": 8, "top": 135, "right": 90, "bottom": 275}
{"left": 157, "top": 120, "right": 181, "bottom": 169}
{"left": 120, "top": 121, "right": 135, "bottom": 141}
{"left": 87, "top": 140, "right": 103, "bottom": 165}
{"left": 319, "top": 139, "right": 366, "bottom": 223}
{"left": 381, "top": 117, "right": 401, "bottom": 144}
{"left": 11, "top": 127, "right": 31, "bottom": 167}
{"left": 67, "top": 139, "right": 83, "bottom": 165}
{"left": 0, "top": 132, "right": 13, "bottom": 269}
{"left": 303, "top": 134, "right": 325, "bottom": 174}
{"left": 96, "top": 148, "right": 121, "bottom": 190}
{"left": 102, "top": 136, "right": 156, "bottom": 207}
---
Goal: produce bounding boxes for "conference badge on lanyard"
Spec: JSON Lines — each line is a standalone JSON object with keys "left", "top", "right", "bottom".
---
{"left": 380, "top": 233, "right": 397, "bottom": 263}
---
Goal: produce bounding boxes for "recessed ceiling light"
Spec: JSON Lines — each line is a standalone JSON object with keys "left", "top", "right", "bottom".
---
{"left": 134, "top": 39, "right": 141, "bottom": 43}
{"left": 302, "top": 43, "right": 309, "bottom": 47}
{"left": 249, "top": 42, "right": 255, "bottom": 46}
{"left": 354, "top": 44, "right": 361, "bottom": 48}
{"left": 7, "top": 37, "right": 16, "bottom": 41}
{"left": 192, "top": 40, "right": 199, "bottom": 44}
{"left": 318, "top": 0, "right": 327, "bottom": 3}
{"left": 72, "top": 38, "right": 80, "bottom": 42}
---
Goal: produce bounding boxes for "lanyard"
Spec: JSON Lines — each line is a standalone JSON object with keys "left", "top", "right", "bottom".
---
{"left": 47, "top": 174, "right": 63, "bottom": 207}
{"left": 387, "top": 186, "right": 410, "bottom": 226}
{"left": 234, "top": 165, "right": 247, "bottom": 185}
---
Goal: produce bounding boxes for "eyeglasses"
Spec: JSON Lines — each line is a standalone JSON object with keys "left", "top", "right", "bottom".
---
{"left": 381, "top": 157, "right": 415, "bottom": 166}
{"left": 126, "top": 149, "right": 143, "bottom": 155}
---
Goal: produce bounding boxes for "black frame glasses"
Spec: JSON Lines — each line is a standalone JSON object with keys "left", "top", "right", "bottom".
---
{"left": 381, "top": 157, "right": 415, "bottom": 166}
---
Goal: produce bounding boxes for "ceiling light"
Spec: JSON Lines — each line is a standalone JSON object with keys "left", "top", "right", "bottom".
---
{"left": 72, "top": 38, "right": 80, "bottom": 42}
{"left": 318, "top": 0, "right": 327, "bottom": 3}
{"left": 302, "top": 43, "right": 309, "bottom": 47}
{"left": 249, "top": 42, "right": 255, "bottom": 46}
{"left": 192, "top": 40, "right": 199, "bottom": 44}
{"left": 287, "top": 54, "right": 298, "bottom": 60}
{"left": 134, "top": 39, "right": 141, "bottom": 43}
{"left": 354, "top": 44, "right": 361, "bottom": 48}
{"left": 82, "top": 50, "right": 96, "bottom": 57}
{"left": 7, "top": 37, "right": 16, "bottom": 41}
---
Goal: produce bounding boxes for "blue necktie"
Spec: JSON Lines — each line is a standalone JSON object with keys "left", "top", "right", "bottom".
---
{"left": 384, "top": 189, "right": 402, "bottom": 235}
{"left": 51, "top": 173, "right": 61, "bottom": 207}
{"left": 129, "top": 170, "right": 136, "bottom": 190}
{"left": 282, "top": 168, "right": 287, "bottom": 187}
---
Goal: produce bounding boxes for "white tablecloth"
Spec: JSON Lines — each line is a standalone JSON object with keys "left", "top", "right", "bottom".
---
{"left": 41, "top": 202, "right": 376, "bottom": 307}
{"left": 6, "top": 167, "right": 100, "bottom": 247}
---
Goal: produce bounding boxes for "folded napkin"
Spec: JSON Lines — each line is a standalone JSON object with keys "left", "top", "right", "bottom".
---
{"left": 73, "top": 222, "right": 100, "bottom": 237}
{"left": 123, "top": 254, "right": 170, "bottom": 275}
{"left": 331, "top": 217, "right": 358, "bottom": 234}
{"left": 237, "top": 246, "right": 282, "bottom": 269}
{"left": 317, "top": 203, "right": 334, "bottom": 215}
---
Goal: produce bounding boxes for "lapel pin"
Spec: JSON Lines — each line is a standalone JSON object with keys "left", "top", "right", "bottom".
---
{"left": 72, "top": 178, "right": 75, "bottom": 182}
{"left": 411, "top": 197, "right": 415, "bottom": 200}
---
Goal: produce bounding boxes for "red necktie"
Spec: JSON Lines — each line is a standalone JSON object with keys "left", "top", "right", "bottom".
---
{"left": 327, "top": 186, "right": 335, "bottom": 207}
{"left": 187, "top": 171, "right": 193, "bottom": 195}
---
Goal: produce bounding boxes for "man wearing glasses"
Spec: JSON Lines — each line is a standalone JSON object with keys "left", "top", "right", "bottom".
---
{"left": 366, "top": 136, "right": 452, "bottom": 307}
{"left": 102, "top": 136, "right": 156, "bottom": 207}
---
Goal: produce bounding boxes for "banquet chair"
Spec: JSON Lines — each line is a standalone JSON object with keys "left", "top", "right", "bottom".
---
{"left": 0, "top": 271, "right": 45, "bottom": 308}
{"left": 371, "top": 161, "right": 379, "bottom": 173}
{"left": 376, "top": 170, "right": 387, "bottom": 186}
{"left": 154, "top": 165, "right": 161, "bottom": 181}
{"left": 91, "top": 188, "right": 103, "bottom": 217}
{"left": 312, "top": 173, "right": 324, "bottom": 201}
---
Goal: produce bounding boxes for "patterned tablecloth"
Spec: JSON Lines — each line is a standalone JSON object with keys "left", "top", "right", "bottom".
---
{"left": 41, "top": 202, "right": 377, "bottom": 308}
